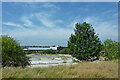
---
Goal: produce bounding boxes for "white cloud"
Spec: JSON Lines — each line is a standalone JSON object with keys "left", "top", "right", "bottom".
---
{"left": 21, "top": 16, "right": 33, "bottom": 27}
{"left": 3, "top": 22, "right": 23, "bottom": 28}
{"left": 102, "top": 10, "right": 112, "bottom": 15}
{"left": 55, "top": 20, "right": 63, "bottom": 23}
{"left": 4, "top": 25, "right": 74, "bottom": 40}
{"left": 3, "top": 12, "right": 74, "bottom": 43}
{"left": 42, "top": 3, "right": 60, "bottom": 10}
{"left": 36, "top": 12, "right": 56, "bottom": 28}
{"left": 83, "top": 17, "right": 98, "bottom": 24}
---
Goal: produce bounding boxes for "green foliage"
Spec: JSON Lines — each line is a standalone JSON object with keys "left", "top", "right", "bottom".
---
{"left": 1, "top": 35, "right": 30, "bottom": 67}
{"left": 41, "top": 49, "right": 54, "bottom": 54}
{"left": 59, "top": 48, "right": 71, "bottom": 54}
{"left": 55, "top": 50, "right": 59, "bottom": 54}
{"left": 25, "top": 51, "right": 32, "bottom": 54}
{"left": 103, "top": 39, "right": 119, "bottom": 60}
{"left": 68, "top": 22, "right": 102, "bottom": 60}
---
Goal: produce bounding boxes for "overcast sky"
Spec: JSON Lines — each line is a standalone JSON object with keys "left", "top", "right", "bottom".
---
{"left": 2, "top": 2, "right": 118, "bottom": 46}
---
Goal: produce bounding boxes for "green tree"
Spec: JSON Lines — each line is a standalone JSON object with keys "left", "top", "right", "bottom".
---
{"left": 103, "top": 39, "right": 119, "bottom": 60}
{"left": 59, "top": 48, "right": 71, "bottom": 54}
{"left": 68, "top": 22, "right": 102, "bottom": 60}
{"left": 1, "top": 35, "right": 30, "bottom": 67}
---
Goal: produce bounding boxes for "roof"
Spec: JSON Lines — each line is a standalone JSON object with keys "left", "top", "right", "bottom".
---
{"left": 23, "top": 47, "right": 57, "bottom": 51}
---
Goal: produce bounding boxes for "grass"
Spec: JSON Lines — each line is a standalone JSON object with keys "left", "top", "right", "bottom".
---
{"left": 0, "top": 68, "right": 2, "bottom": 79}
{"left": 2, "top": 60, "right": 118, "bottom": 78}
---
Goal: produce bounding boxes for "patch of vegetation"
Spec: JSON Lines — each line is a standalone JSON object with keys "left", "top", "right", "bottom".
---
{"left": 72, "top": 59, "right": 79, "bottom": 63}
{"left": 59, "top": 48, "right": 71, "bottom": 54}
{"left": 61, "top": 57, "right": 67, "bottom": 60}
{"left": 0, "top": 68, "right": 2, "bottom": 80}
{"left": 1, "top": 35, "right": 30, "bottom": 67}
{"left": 25, "top": 51, "right": 32, "bottom": 54}
{"left": 40, "top": 49, "right": 55, "bottom": 54}
{"left": 102, "top": 39, "right": 119, "bottom": 60}
{"left": 2, "top": 60, "right": 118, "bottom": 78}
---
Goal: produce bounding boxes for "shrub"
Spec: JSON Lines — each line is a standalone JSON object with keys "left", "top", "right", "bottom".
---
{"left": 59, "top": 48, "right": 71, "bottom": 54}
{"left": 41, "top": 49, "right": 54, "bottom": 54}
{"left": 1, "top": 35, "right": 30, "bottom": 67}
{"left": 103, "top": 39, "right": 119, "bottom": 60}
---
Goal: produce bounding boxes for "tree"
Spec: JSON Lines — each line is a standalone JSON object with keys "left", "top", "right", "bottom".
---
{"left": 59, "top": 48, "right": 71, "bottom": 54}
{"left": 103, "top": 39, "right": 119, "bottom": 60}
{"left": 1, "top": 35, "right": 30, "bottom": 67}
{"left": 68, "top": 22, "right": 102, "bottom": 61}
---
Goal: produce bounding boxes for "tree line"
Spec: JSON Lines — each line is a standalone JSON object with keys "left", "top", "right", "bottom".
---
{"left": 1, "top": 22, "right": 119, "bottom": 67}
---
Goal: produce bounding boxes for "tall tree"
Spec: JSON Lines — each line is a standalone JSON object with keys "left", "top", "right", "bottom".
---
{"left": 2, "top": 35, "right": 30, "bottom": 67}
{"left": 68, "top": 22, "right": 102, "bottom": 60}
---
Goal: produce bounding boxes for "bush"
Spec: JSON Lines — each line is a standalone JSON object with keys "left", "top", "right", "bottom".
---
{"left": 1, "top": 35, "right": 30, "bottom": 67}
{"left": 25, "top": 51, "right": 32, "bottom": 54}
{"left": 41, "top": 49, "right": 54, "bottom": 54}
{"left": 59, "top": 48, "right": 71, "bottom": 54}
{"left": 103, "top": 39, "right": 119, "bottom": 60}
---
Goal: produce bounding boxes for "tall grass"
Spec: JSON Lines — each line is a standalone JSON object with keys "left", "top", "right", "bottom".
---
{"left": 0, "top": 68, "right": 2, "bottom": 79}
{"left": 2, "top": 60, "right": 118, "bottom": 78}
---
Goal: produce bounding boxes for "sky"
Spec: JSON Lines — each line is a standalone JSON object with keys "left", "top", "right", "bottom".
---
{"left": 2, "top": 2, "right": 118, "bottom": 46}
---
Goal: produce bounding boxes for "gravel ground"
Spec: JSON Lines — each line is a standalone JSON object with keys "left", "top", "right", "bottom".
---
{"left": 27, "top": 54, "right": 80, "bottom": 68}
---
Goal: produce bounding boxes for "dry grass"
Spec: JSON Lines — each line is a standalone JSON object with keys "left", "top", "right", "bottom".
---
{"left": 0, "top": 68, "right": 2, "bottom": 79}
{"left": 2, "top": 60, "right": 118, "bottom": 78}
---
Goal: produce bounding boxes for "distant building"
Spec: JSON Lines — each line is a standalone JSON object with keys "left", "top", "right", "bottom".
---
{"left": 22, "top": 45, "right": 67, "bottom": 52}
